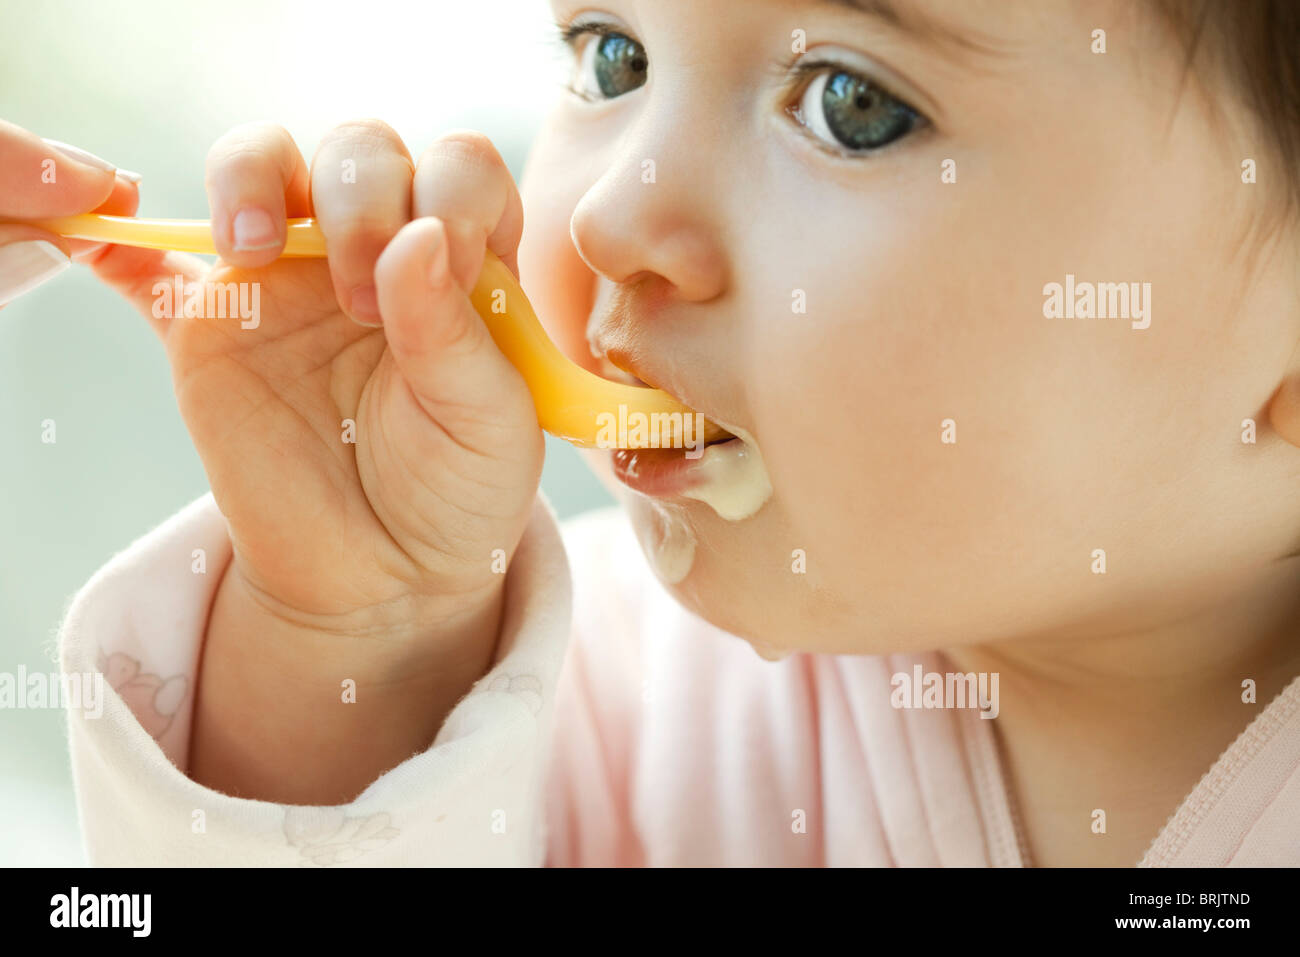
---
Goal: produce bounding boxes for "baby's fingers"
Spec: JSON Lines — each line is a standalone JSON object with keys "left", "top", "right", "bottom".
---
{"left": 375, "top": 216, "right": 537, "bottom": 456}
{"left": 310, "top": 119, "right": 413, "bottom": 327}
{"left": 205, "top": 122, "right": 310, "bottom": 268}
{"left": 412, "top": 131, "right": 523, "bottom": 277}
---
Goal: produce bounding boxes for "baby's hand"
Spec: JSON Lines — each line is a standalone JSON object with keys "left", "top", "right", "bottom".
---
{"left": 90, "top": 123, "right": 545, "bottom": 796}
{"left": 98, "top": 122, "right": 541, "bottom": 632}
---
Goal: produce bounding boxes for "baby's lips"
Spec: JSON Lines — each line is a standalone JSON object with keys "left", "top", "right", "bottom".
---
{"left": 467, "top": 251, "right": 728, "bottom": 449}
{"left": 596, "top": 351, "right": 735, "bottom": 447}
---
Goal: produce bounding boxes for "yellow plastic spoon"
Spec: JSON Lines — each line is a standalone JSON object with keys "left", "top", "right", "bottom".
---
{"left": 22, "top": 213, "right": 728, "bottom": 450}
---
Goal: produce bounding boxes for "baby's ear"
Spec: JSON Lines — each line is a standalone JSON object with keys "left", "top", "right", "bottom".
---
{"left": 1267, "top": 376, "right": 1300, "bottom": 448}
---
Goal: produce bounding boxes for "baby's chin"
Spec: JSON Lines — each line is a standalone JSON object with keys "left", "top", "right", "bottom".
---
{"left": 574, "top": 442, "right": 734, "bottom": 579}
{"left": 617, "top": 486, "right": 914, "bottom": 660}
{"left": 580, "top": 443, "right": 843, "bottom": 658}
{"left": 619, "top": 490, "right": 803, "bottom": 659}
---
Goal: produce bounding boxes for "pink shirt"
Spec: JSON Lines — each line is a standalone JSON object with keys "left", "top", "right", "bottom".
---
{"left": 58, "top": 494, "right": 1300, "bottom": 865}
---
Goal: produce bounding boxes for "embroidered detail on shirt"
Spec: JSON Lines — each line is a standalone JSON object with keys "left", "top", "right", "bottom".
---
{"left": 95, "top": 649, "right": 188, "bottom": 740}
{"left": 482, "top": 673, "right": 543, "bottom": 715}
{"left": 283, "top": 807, "right": 400, "bottom": 866}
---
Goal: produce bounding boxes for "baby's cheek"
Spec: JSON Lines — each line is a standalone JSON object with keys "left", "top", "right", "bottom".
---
{"left": 750, "top": 333, "right": 894, "bottom": 570}
{"left": 517, "top": 121, "right": 602, "bottom": 373}
{"left": 745, "top": 283, "right": 1048, "bottom": 645}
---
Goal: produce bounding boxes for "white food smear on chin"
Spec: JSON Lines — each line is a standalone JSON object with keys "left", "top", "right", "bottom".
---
{"left": 635, "top": 426, "right": 772, "bottom": 583}
{"left": 681, "top": 425, "right": 773, "bottom": 521}
{"left": 751, "top": 642, "right": 793, "bottom": 662}
{"left": 637, "top": 500, "right": 696, "bottom": 585}
{"left": 633, "top": 430, "right": 789, "bottom": 661}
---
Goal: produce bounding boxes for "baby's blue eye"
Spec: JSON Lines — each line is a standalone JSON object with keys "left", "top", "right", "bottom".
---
{"left": 593, "top": 34, "right": 648, "bottom": 98}
{"left": 567, "top": 28, "right": 648, "bottom": 100}
{"left": 795, "top": 68, "right": 923, "bottom": 152}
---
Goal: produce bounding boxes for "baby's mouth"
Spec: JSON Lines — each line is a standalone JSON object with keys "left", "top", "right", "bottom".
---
{"left": 590, "top": 353, "right": 770, "bottom": 520}
{"left": 583, "top": 283, "right": 769, "bottom": 521}
{"left": 591, "top": 350, "right": 737, "bottom": 447}
{"left": 609, "top": 422, "right": 771, "bottom": 520}
{"left": 585, "top": 279, "right": 736, "bottom": 447}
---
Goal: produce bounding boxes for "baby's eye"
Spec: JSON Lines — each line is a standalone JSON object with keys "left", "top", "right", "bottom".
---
{"left": 791, "top": 66, "right": 924, "bottom": 153}
{"left": 566, "top": 26, "right": 649, "bottom": 101}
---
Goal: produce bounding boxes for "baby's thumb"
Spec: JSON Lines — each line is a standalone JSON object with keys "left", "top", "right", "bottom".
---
{"left": 375, "top": 216, "right": 537, "bottom": 452}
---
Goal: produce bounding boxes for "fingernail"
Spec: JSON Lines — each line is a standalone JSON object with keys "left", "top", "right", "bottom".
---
{"left": 40, "top": 137, "right": 118, "bottom": 174}
{"left": 71, "top": 241, "right": 108, "bottom": 263}
{"left": 231, "top": 207, "right": 278, "bottom": 251}
{"left": 350, "top": 284, "right": 381, "bottom": 326}
{"left": 115, "top": 168, "right": 143, "bottom": 185}
{"left": 0, "top": 240, "right": 71, "bottom": 307}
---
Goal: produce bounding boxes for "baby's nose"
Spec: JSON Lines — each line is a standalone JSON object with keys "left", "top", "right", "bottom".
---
{"left": 568, "top": 149, "right": 728, "bottom": 304}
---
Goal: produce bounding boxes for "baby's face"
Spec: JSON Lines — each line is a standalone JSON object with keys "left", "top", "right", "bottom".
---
{"left": 518, "top": 0, "right": 1300, "bottom": 655}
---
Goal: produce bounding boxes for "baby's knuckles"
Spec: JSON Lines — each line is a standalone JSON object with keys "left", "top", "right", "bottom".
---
{"left": 316, "top": 118, "right": 411, "bottom": 165}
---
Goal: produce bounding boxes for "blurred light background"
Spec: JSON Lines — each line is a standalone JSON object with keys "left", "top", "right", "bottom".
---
{"left": 0, "top": 0, "right": 613, "bottom": 865}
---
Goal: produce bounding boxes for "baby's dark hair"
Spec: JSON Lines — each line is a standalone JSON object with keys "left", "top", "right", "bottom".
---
{"left": 1153, "top": 0, "right": 1300, "bottom": 214}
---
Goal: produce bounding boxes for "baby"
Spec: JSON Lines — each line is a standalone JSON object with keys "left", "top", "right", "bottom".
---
{"left": 41, "top": 0, "right": 1300, "bottom": 866}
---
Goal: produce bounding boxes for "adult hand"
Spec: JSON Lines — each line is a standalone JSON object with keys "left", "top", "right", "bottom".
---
{"left": 0, "top": 118, "right": 141, "bottom": 307}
